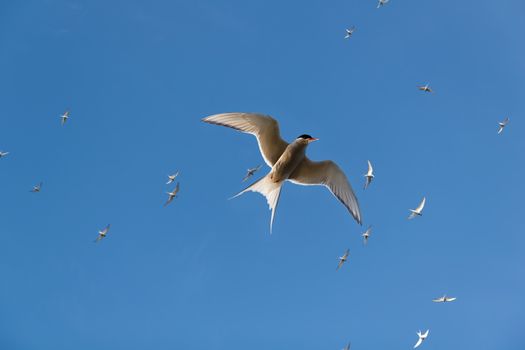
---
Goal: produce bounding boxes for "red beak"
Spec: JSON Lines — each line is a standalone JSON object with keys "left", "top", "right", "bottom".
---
{"left": 308, "top": 137, "right": 319, "bottom": 142}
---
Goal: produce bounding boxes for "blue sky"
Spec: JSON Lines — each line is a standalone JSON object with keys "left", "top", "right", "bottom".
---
{"left": 0, "top": 0, "right": 524, "bottom": 349}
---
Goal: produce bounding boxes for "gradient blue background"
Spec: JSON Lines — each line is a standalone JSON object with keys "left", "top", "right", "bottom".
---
{"left": 0, "top": 0, "right": 524, "bottom": 349}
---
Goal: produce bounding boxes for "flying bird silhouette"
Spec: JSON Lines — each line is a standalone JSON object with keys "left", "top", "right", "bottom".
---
{"left": 497, "top": 117, "right": 509, "bottom": 134}
{"left": 344, "top": 27, "right": 356, "bottom": 39}
{"left": 364, "top": 160, "right": 374, "bottom": 189}
{"left": 203, "top": 113, "right": 362, "bottom": 233}
{"left": 408, "top": 197, "right": 426, "bottom": 219}
{"left": 30, "top": 182, "right": 43, "bottom": 193}
{"left": 94, "top": 224, "right": 111, "bottom": 243}
{"left": 166, "top": 171, "right": 180, "bottom": 185}
{"left": 337, "top": 248, "right": 350, "bottom": 270}
{"left": 242, "top": 165, "right": 262, "bottom": 182}
{"left": 414, "top": 330, "right": 429, "bottom": 348}
{"left": 418, "top": 84, "right": 433, "bottom": 93}
{"left": 432, "top": 295, "right": 456, "bottom": 303}
{"left": 164, "top": 182, "right": 180, "bottom": 207}
{"left": 377, "top": 0, "right": 389, "bottom": 8}
{"left": 60, "top": 110, "right": 70, "bottom": 126}
{"left": 362, "top": 226, "right": 372, "bottom": 245}
{"left": 0, "top": 151, "right": 9, "bottom": 158}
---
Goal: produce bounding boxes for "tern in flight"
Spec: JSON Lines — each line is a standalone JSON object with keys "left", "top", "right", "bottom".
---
{"left": 337, "top": 248, "right": 350, "bottom": 270}
{"left": 0, "top": 151, "right": 9, "bottom": 158}
{"left": 408, "top": 197, "right": 426, "bottom": 219}
{"left": 60, "top": 110, "right": 70, "bottom": 125}
{"left": 30, "top": 182, "right": 43, "bottom": 193}
{"left": 433, "top": 295, "right": 457, "bottom": 303}
{"left": 377, "top": 0, "right": 389, "bottom": 8}
{"left": 418, "top": 84, "right": 433, "bottom": 93}
{"left": 164, "top": 182, "right": 180, "bottom": 207}
{"left": 94, "top": 224, "right": 110, "bottom": 243}
{"left": 166, "top": 171, "right": 180, "bottom": 185}
{"left": 498, "top": 117, "right": 509, "bottom": 134}
{"left": 414, "top": 330, "right": 429, "bottom": 348}
{"left": 203, "top": 113, "right": 362, "bottom": 233}
{"left": 344, "top": 27, "right": 356, "bottom": 39}
{"left": 342, "top": 341, "right": 351, "bottom": 350}
{"left": 364, "top": 160, "right": 374, "bottom": 189}
{"left": 243, "top": 165, "right": 262, "bottom": 182}
{"left": 362, "top": 226, "right": 372, "bottom": 245}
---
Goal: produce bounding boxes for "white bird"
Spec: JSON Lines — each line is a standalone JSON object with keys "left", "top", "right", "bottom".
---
{"left": 414, "top": 330, "right": 429, "bottom": 348}
{"left": 243, "top": 165, "right": 262, "bottom": 182}
{"left": 60, "top": 110, "right": 70, "bottom": 126}
{"left": 433, "top": 295, "right": 457, "bottom": 303}
{"left": 30, "top": 182, "right": 43, "bottom": 193}
{"left": 164, "top": 182, "right": 180, "bottom": 207}
{"left": 0, "top": 151, "right": 9, "bottom": 158}
{"left": 203, "top": 113, "right": 362, "bottom": 233}
{"left": 418, "top": 84, "right": 433, "bottom": 93}
{"left": 362, "top": 226, "right": 372, "bottom": 245}
{"left": 337, "top": 248, "right": 350, "bottom": 270}
{"left": 342, "top": 341, "right": 351, "bottom": 350}
{"left": 94, "top": 224, "right": 110, "bottom": 243}
{"left": 364, "top": 160, "right": 374, "bottom": 189}
{"left": 408, "top": 197, "right": 426, "bottom": 219}
{"left": 377, "top": 0, "right": 390, "bottom": 8}
{"left": 166, "top": 171, "right": 180, "bottom": 185}
{"left": 498, "top": 117, "right": 509, "bottom": 134}
{"left": 344, "top": 27, "right": 356, "bottom": 39}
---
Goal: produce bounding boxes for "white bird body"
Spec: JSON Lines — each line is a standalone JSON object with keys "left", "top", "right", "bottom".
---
{"left": 408, "top": 197, "right": 426, "bottom": 219}
{"left": 164, "top": 182, "right": 180, "bottom": 207}
{"left": 345, "top": 27, "right": 355, "bottom": 39}
{"left": 95, "top": 224, "right": 111, "bottom": 243}
{"left": 364, "top": 160, "right": 374, "bottom": 189}
{"left": 362, "top": 226, "right": 372, "bottom": 245}
{"left": 0, "top": 151, "right": 9, "bottom": 158}
{"left": 31, "top": 182, "right": 43, "bottom": 193}
{"left": 377, "top": 0, "right": 389, "bottom": 8}
{"left": 243, "top": 165, "right": 262, "bottom": 182}
{"left": 414, "top": 329, "right": 429, "bottom": 348}
{"left": 418, "top": 84, "right": 433, "bottom": 93}
{"left": 203, "top": 113, "right": 362, "bottom": 233}
{"left": 166, "top": 171, "right": 180, "bottom": 184}
{"left": 498, "top": 117, "right": 509, "bottom": 134}
{"left": 433, "top": 295, "right": 457, "bottom": 303}
{"left": 60, "top": 110, "right": 70, "bottom": 126}
{"left": 337, "top": 248, "right": 350, "bottom": 270}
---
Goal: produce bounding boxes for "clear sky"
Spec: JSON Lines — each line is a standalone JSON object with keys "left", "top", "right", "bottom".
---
{"left": 0, "top": 0, "right": 524, "bottom": 349}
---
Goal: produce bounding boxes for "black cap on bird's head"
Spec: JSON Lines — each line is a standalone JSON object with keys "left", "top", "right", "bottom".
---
{"left": 297, "top": 134, "right": 319, "bottom": 142}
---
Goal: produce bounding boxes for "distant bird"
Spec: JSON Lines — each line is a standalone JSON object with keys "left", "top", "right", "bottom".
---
{"left": 166, "top": 171, "right": 180, "bottom": 185}
{"left": 344, "top": 27, "right": 356, "bottom": 39}
{"left": 364, "top": 160, "right": 374, "bottom": 189}
{"left": 497, "top": 117, "right": 509, "bottom": 134}
{"left": 414, "top": 330, "right": 429, "bottom": 348}
{"left": 362, "top": 226, "right": 372, "bottom": 245}
{"left": 94, "top": 224, "right": 111, "bottom": 243}
{"left": 408, "top": 197, "right": 426, "bottom": 219}
{"left": 342, "top": 342, "right": 351, "bottom": 350}
{"left": 377, "top": 0, "right": 389, "bottom": 8}
{"left": 164, "top": 182, "right": 180, "bottom": 207}
{"left": 203, "top": 113, "right": 362, "bottom": 233}
{"left": 433, "top": 295, "right": 457, "bottom": 303}
{"left": 0, "top": 151, "right": 9, "bottom": 158}
{"left": 337, "top": 248, "right": 350, "bottom": 270}
{"left": 243, "top": 165, "right": 262, "bottom": 182}
{"left": 60, "top": 110, "right": 70, "bottom": 125}
{"left": 30, "top": 182, "right": 43, "bottom": 193}
{"left": 418, "top": 84, "right": 433, "bottom": 93}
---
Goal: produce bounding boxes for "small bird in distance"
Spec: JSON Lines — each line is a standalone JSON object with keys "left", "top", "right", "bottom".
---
{"left": 414, "top": 330, "right": 429, "bottom": 348}
{"left": 408, "top": 197, "right": 426, "bottom": 219}
{"left": 377, "top": 0, "right": 389, "bottom": 8}
{"left": 0, "top": 151, "right": 9, "bottom": 158}
{"left": 94, "top": 224, "right": 111, "bottom": 243}
{"left": 362, "top": 226, "right": 372, "bottom": 245}
{"left": 418, "top": 84, "right": 433, "bottom": 93}
{"left": 344, "top": 27, "right": 356, "bottom": 39}
{"left": 30, "top": 182, "right": 43, "bottom": 193}
{"left": 243, "top": 165, "right": 262, "bottom": 182}
{"left": 164, "top": 182, "right": 180, "bottom": 207}
{"left": 166, "top": 171, "right": 180, "bottom": 185}
{"left": 498, "top": 117, "right": 509, "bottom": 134}
{"left": 60, "top": 110, "right": 70, "bottom": 126}
{"left": 337, "top": 248, "right": 350, "bottom": 270}
{"left": 342, "top": 341, "right": 351, "bottom": 350}
{"left": 364, "top": 160, "right": 374, "bottom": 189}
{"left": 432, "top": 295, "right": 456, "bottom": 303}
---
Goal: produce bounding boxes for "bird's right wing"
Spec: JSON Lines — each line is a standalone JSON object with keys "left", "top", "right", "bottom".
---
{"left": 289, "top": 158, "right": 362, "bottom": 225}
{"left": 416, "top": 197, "right": 426, "bottom": 212}
{"left": 203, "top": 113, "right": 289, "bottom": 167}
{"left": 414, "top": 338, "right": 423, "bottom": 349}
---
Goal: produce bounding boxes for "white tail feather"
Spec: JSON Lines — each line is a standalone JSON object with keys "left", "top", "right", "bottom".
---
{"left": 231, "top": 174, "right": 283, "bottom": 233}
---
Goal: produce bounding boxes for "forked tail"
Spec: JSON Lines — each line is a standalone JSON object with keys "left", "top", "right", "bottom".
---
{"left": 231, "top": 174, "right": 283, "bottom": 233}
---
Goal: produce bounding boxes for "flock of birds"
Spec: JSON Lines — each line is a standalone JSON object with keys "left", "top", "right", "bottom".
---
{"left": 0, "top": 2, "right": 514, "bottom": 348}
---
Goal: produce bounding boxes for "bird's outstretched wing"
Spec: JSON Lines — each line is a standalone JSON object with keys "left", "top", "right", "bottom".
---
{"left": 416, "top": 197, "right": 426, "bottom": 212}
{"left": 414, "top": 337, "right": 423, "bottom": 349}
{"left": 289, "top": 158, "right": 362, "bottom": 225}
{"left": 203, "top": 113, "right": 288, "bottom": 167}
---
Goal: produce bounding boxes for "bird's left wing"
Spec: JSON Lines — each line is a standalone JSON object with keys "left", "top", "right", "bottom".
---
{"left": 289, "top": 158, "right": 362, "bottom": 225}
